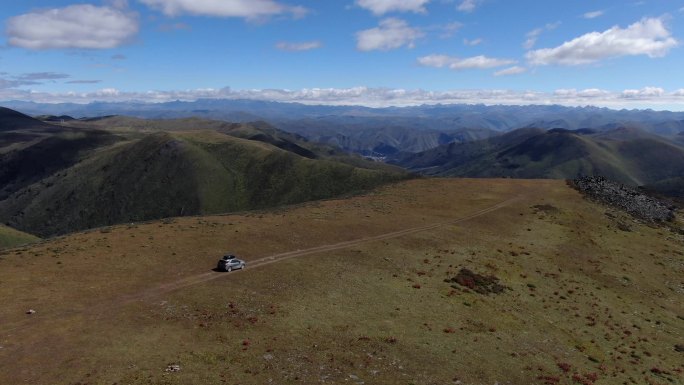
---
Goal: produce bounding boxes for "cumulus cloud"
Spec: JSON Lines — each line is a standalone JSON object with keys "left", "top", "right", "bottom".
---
{"left": 356, "top": 0, "right": 430, "bottom": 15}
{"left": 527, "top": 17, "right": 678, "bottom": 66}
{"left": 553, "top": 88, "right": 611, "bottom": 98}
{"left": 621, "top": 86, "right": 665, "bottom": 98}
{"left": 418, "top": 54, "right": 516, "bottom": 70}
{"left": 583, "top": 10, "right": 604, "bottom": 19}
{"left": 356, "top": 18, "right": 424, "bottom": 51}
{"left": 2, "top": 85, "right": 684, "bottom": 109}
{"left": 493, "top": 66, "right": 527, "bottom": 76}
{"left": 276, "top": 41, "right": 322, "bottom": 51}
{"left": 139, "top": 0, "right": 307, "bottom": 20}
{"left": 6, "top": 5, "right": 138, "bottom": 50}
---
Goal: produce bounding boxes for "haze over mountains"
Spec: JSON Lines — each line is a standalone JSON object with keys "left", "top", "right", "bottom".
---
{"left": 2, "top": 99, "right": 684, "bottom": 239}
{"left": 6, "top": 99, "right": 684, "bottom": 156}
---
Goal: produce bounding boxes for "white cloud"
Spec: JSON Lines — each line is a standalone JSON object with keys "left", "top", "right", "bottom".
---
{"left": 621, "top": 86, "right": 665, "bottom": 98}
{"left": 554, "top": 88, "right": 611, "bottom": 98}
{"left": 3, "top": 85, "right": 684, "bottom": 109}
{"left": 583, "top": 10, "right": 604, "bottom": 19}
{"left": 355, "top": 0, "right": 430, "bottom": 15}
{"left": 527, "top": 18, "right": 678, "bottom": 66}
{"left": 418, "top": 54, "right": 516, "bottom": 70}
{"left": 139, "top": 0, "right": 307, "bottom": 20}
{"left": 457, "top": 0, "right": 479, "bottom": 12}
{"left": 523, "top": 22, "right": 560, "bottom": 50}
{"left": 463, "top": 38, "right": 483, "bottom": 46}
{"left": 276, "top": 40, "right": 322, "bottom": 51}
{"left": 493, "top": 66, "right": 526, "bottom": 76}
{"left": 6, "top": 5, "right": 138, "bottom": 50}
{"left": 356, "top": 18, "right": 424, "bottom": 51}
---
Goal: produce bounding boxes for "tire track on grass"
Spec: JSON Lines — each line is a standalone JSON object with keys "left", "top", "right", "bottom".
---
{"left": 125, "top": 195, "right": 522, "bottom": 302}
{"left": 0, "top": 195, "right": 521, "bottom": 337}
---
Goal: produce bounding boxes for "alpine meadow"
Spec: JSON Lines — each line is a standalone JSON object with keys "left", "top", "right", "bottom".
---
{"left": 1, "top": 1, "right": 683, "bottom": 385}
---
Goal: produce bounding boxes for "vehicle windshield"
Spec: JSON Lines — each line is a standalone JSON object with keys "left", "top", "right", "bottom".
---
{"left": 223, "top": 255, "right": 235, "bottom": 260}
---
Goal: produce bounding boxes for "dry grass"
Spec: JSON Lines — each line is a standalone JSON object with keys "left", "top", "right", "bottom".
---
{"left": 0, "top": 178, "right": 682, "bottom": 385}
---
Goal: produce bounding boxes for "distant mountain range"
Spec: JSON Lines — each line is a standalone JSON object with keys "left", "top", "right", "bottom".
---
{"left": 0, "top": 107, "right": 408, "bottom": 237}
{"left": 5, "top": 99, "right": 684, "bottom": 156}
{"left": 390, "top": 126, "right": 684, "bottom": 198}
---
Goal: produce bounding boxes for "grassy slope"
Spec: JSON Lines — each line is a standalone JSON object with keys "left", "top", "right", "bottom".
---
{"left": 72, "top": 115, "right": 405, "bottom": 172}
{"left": 0, "top": 224, "right": 39, "bottom": 249}
{"left": 0, "top": 130, "right": 121, "bottom": 200}
{"left": 0, "top": 130, "right": 407, "bottom": 236}
{"left": 397, "top": 128, "right": 684, "bottom": 189}
{"left": 0, "top": 178, "right": 682, "bottom": 385}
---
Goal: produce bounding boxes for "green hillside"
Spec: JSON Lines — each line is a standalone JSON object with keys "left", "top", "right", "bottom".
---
{"left": 0, "top": 224, "right": 39, "bottom": 249}
{"left": 0, "top": 129, "right": 408, "bottom": 237}
{"left": 393, "top": 127, "right": 684, "bottom": 193}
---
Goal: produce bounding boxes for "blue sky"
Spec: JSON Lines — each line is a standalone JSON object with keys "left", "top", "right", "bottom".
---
{"left": 1, "top": 0, "right": 684, "bottom": 108}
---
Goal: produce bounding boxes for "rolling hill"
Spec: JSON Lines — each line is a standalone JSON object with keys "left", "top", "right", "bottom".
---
{"left": 0, "top": 107, "right": 409, "bottom": 237}
{"left": 6, "top": 100, "right": 684, "bottom": 157}
{"left": 393, "top": 126, "right": 684, "bottom": 195}
{"left": 0, "top": 223, "right": 39, "bottom": 249}
{"left": 0, "top": 178, "right": 681, "bottom": 385}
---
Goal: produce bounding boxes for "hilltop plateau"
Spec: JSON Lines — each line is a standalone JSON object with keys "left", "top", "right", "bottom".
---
{"left": 0, "top": 178, "right": 682, "bottom": 385}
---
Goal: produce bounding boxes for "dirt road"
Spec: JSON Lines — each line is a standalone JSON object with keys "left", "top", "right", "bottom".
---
{"left": 0, "top": 195, "right": 520, "bottom": 337}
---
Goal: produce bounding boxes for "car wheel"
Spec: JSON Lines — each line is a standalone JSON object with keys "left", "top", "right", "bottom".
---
{"left": 241, "top": 264, "right": 245, "bottom": 270}
{"left": 227, "top": 266, "right": 232, "bottom": 272}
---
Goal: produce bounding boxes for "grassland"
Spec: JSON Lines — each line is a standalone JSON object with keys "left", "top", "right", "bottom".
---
{"left": 395, "top": 128, "right": 684, "bottom": 196}
{"left": 0, "top": 178, "right": 682, "bottom": 385}
{"left": 0, "top": 129, "right": 408, "bottom": 237}
{"left": 0, "top": 224, "right": 39, "bottom": 249}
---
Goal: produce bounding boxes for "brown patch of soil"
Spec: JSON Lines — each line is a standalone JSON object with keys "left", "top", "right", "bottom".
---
{"left": 446, "top": 268, "right": 508, "bottom": 295}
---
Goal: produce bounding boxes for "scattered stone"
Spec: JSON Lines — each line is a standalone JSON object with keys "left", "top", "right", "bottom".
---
{"left": 675, "top": 344, "right": 684, "bottom": 353}
{"left": 165, "top": 364, "right": 181, "bottom": 372}
{"left": 263, "top": 353, "right": 274, "bottom": 360}
{"left": 572, "top": 176, "right": 676, "bottom": 222}
{"left": 616, "top": 221, "right": 632, "bottom": 232}
{"left": 26, "top": 309, "right": 35, "bottom": 315}
{"left": 446, "top": 268, "right": 508, "bottom": 295}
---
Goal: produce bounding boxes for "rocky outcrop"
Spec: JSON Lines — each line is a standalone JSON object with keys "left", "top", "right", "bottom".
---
{"left": 572, "top": 176, "right": 676, "bottom": 222}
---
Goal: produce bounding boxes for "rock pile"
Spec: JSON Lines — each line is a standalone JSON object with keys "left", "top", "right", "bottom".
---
{"left": 572, "top": 176, "right": 676, "bottom": 222}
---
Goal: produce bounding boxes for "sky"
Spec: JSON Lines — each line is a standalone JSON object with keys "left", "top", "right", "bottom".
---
{"left": 1, "top": 0, "right": 684, "bottom": 109}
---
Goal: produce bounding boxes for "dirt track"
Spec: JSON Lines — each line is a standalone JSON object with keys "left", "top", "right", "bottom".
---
{"left": 122, "top": 195, "right": 521, "bottom": 303}
{"left": 0, "top": 195, "right": 520, "bottom": 337}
